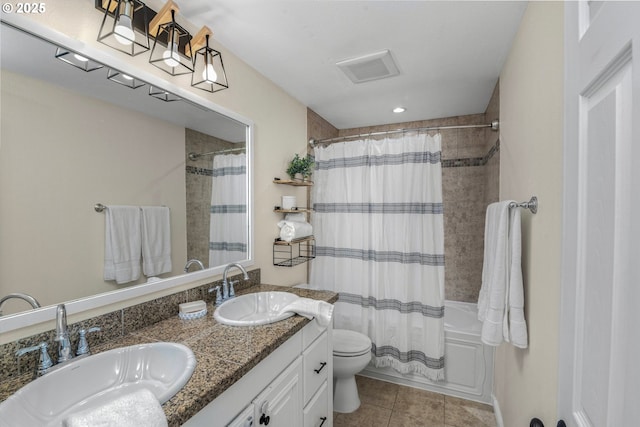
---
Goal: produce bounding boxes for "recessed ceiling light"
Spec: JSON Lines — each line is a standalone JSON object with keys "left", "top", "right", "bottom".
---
{"left": 393, "top": 107, "right": 406, "bottom": 113}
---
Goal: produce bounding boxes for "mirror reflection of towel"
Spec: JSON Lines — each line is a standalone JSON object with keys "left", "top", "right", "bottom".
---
{"left": 104, "top": 206, "right": 141, "bottom": 284}
{"left": 141, "top": 206, "right": 172, "bottom": 277}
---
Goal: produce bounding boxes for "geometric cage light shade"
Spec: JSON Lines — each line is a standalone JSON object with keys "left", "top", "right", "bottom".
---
{"left": 97, "top": 0, "right": 150, "bottom": 56}
{"left": 149, "top": 86, "right": 181, "bottom": 102}
{"left": 192, "top": 34, "right": 229, "bottom": 93}
{"left": 149, "top": 9, "right": 194, "bottom": 76}
{"left": 107, "top": 69, "right": 145, "bottom": 89}
{"left": 55, "top": 48, "right": 104, "bottom": 72}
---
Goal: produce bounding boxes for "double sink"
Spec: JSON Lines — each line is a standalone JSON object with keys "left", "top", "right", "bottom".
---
{"left": 1, "top": 291, "right": 302, "bottom": 425}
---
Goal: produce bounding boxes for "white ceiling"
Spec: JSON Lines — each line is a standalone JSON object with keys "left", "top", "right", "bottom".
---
{"left": 178, "top": 1, "right": 528, "bottom": 129}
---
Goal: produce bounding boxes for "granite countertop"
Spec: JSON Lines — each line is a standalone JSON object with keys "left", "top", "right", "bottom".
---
{"left": 0, "top": 284, "right": 337, "bottom": 426}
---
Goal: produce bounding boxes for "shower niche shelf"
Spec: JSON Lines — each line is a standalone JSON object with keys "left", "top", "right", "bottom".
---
{"left": 273, "top": 236, "right": 316, "bottom": 267}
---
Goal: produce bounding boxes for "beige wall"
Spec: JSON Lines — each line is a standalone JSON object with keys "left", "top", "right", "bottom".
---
{"left": 495, "top": 2, "right": 563, "bottom": 425}
{"left": 2, "top": 0, "right": 308, "bottom": 337}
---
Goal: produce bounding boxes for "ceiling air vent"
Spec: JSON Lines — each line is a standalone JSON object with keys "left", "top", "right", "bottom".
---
{"left": 336, "top": 50, "right": 399, "bottom": 84}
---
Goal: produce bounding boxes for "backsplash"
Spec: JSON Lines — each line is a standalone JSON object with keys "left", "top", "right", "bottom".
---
{"left": 0, "top": 269, "right": 261, "bottom": 385}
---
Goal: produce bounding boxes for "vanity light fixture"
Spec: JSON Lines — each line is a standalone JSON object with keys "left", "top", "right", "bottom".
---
{"left": 55, "top": 48, "right": 103, "bottom": 72}
{"left": 148, "top": 2, "right": 194, "bottom": 76}
{"left": 149, "top": 86, "right": 181, "bottom": 102}
{"left": 107, "top": 69, "right": 145, "bottom": 89}
{"left": 191, "top": 28, "right": 229, "bottom": 93}
{"left": 97, "top": 0, "right": 150, "bottom": 56}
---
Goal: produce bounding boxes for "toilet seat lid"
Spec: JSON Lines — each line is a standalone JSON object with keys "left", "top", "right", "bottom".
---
{"left": 333, "top": 329, "right": 372, "bottom": 356}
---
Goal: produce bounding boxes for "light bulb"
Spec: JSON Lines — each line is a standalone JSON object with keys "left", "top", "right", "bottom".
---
{"left": 114, "top": 14, "right": 134, "bottom": 46}
{"left": 202, "top": 63, "right": 217, "bottom": 83}
{"left": 73, "top": 54, "right": 89, "bottom": 62}
{"left": 162, "top": 42, "right": 180, "bottom": 67}
{"left": 122, "top": 74, "right": 134, "bottom": 81}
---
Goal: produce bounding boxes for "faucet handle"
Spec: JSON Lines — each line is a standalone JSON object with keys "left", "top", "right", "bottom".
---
{"left": 16, "top": 342, "right": 53, "bottom": 377}
{"left": 76, "top": 327, "right": 101, "bottom": 356}
{"left": 208, "top": 285, "right": 223, "bottom": 305}
{"left": 229, "top": 280, "right": 238, "bottom": 298}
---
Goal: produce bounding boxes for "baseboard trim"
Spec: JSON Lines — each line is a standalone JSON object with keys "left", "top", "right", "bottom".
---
{"left": 492, "top": 393, "right": 504, "bottom": 427}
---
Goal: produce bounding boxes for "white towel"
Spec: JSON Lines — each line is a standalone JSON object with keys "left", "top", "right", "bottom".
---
{"left": 284, "top": 212, "right": 307, "bottom": 222}
{"left": 141, "top": 206, "right": 172, "bottom": 277}
{"left": 104, "top": 206, "right": 141, "bottom": 284}
{"left": 279, "top": 298, "right": 334, "bottom": 327}
{"left": 63, "top": 388, "right": 167, "bottom": 427}
{"left": 506, "top": 207, "right": 528, "bottom": 348}
{"left": 277, "top": 220, "right": 313, "bottom": 242}
{"left": 477, "top": 201, "right": 528, "bottom": 348}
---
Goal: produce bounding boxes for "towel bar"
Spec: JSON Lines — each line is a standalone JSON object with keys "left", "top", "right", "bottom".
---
{"left": 509, "top": 196, "right": 537, "bottom": 214}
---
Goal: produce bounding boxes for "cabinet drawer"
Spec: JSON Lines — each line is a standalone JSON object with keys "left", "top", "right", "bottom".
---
{"left": 303, "top": 331, "right": 329, "bottom": 404}
{"left": 303, "top": 381, "right": 329, "bottom": 427}
{"left": 302, "top": 318, "right": 326, "bottom": 348}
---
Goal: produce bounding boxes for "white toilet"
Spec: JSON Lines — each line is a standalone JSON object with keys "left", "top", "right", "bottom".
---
{"left": 332, "top": 329, "right": 372, "bottom": 413}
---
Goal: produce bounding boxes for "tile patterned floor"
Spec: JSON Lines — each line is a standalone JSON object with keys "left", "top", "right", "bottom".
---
{"left": 334, "top": 375, "right": 497, "bottom": 427}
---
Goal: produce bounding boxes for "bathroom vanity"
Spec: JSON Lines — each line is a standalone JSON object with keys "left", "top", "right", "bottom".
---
{"left": 0, "top": 284, "right": 337, "bottom": 426}
{"left": 185, "top": 317, "right": 332, "bottom": 426}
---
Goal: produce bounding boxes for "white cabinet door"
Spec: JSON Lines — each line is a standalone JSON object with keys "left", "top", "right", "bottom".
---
{"left": 228, "top": 404, "right": 254, "bottom": 427}
{"left": 253, "top": 357, "right": 303, "bottom": 427}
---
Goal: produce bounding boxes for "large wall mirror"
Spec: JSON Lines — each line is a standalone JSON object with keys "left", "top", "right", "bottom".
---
{"left": 0, "top": 19, "right": 253, "bottom": 325}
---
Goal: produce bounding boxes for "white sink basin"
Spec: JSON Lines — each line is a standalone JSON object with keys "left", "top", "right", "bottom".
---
{"left": 214, "top": 291, "right": 300, "bottom": 326}
{"left": 0, "top": 342, "right": 196, "bottom": 427}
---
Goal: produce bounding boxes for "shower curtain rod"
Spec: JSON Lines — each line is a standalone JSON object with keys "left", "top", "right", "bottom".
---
{"left": 188, "top": 146, "right": 245, "bottom": 161}
{"left": 309, "top": 120, "right": 499, "bottom": 146}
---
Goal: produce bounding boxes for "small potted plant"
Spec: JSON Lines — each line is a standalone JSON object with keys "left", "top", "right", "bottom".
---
{"left": 286, "top": 153, "right": 314, "bottom": 181}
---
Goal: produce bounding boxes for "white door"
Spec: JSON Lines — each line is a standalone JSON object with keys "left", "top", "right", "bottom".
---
{"left": 560, "top": 2, "right": 640, "bottom": 426}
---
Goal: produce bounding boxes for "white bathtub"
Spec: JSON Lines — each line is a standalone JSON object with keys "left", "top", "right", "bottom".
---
{"left": 294, "top": 285, "right": 494, "bottom": 403}
{"left": 363, "top": 299, "right": 494, "bottom": 404}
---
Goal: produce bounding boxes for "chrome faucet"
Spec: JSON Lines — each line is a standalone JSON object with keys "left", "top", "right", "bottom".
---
{"left": 55, "top": 304, "right": 73, "bottom": 363}
{"left": 184, "top": 258, "right": 205, "bottom": 273}
{"left": 222, "top": 263, "right": 249, "bottom": 300}
{"left": 0, "top": 293, "right": 41, "bottom": 316}
{"left": 15, "top": 304, "right": 101, "bottom": 377}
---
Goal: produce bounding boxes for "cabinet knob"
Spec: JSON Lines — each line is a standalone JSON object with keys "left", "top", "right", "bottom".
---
{"left": 314, "top": 361, "right": 327, "bottom": 374}
{"left": 259, "top": 414, "right": 270, "bottom": 425}
{"left": 259, "top": 401, "right": 270, "bottom": 425}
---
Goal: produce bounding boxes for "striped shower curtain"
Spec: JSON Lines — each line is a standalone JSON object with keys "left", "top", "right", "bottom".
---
{"left": 310, "top": 133, "right": 445, "bottom": 380}
{"left": 209, "top": 154, "right": 247, "bottom": 267}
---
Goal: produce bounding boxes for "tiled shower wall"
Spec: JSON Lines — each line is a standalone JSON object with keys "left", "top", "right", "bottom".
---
{"left": 185, "top": 128, "right": 243, "bottom": 267}
{"left": 307, "top": 82, "right": 500, "bottom": 303}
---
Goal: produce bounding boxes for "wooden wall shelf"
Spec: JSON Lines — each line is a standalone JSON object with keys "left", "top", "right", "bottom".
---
{"left": 273, "top": 179, "right": 313, "bottom": 187}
